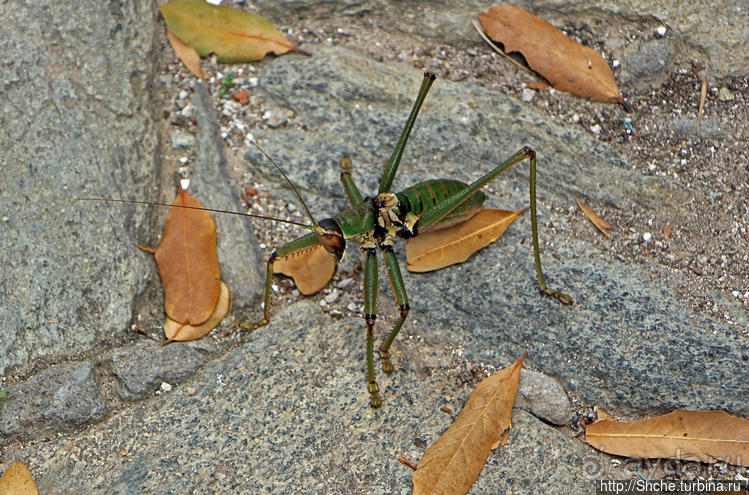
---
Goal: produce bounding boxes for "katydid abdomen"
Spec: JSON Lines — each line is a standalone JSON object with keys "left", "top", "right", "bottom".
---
{"left": 396, "top": 179, "right": 486, "bottom": 235}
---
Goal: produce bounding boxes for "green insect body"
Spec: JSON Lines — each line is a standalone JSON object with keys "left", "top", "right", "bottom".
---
{"left": 255, "top": 72, "right": 572, "bottom": 408}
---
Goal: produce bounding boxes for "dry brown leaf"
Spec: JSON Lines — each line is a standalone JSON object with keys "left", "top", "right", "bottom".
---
{"left": 155, "top": 188, "right": 221, "bottom": 325}
{"left": 413, "top": 353, "right": 527, "bottom": 495}
{"left": 585, "top": 409, "right": 749, "bottom": 467}
{"left": 273, "top": 244, "right": 336, "bottom": 295}
{"left": 663, "top": 223, "right": 672, "bottom": 239}
{"left": 160, "top": 0, "right": 295, "bottom": 63}
{"left": 576, "top": 198, "right": 613, "bottom": 239}
{"left": 166, "top": 28, "right": 206, "bottom": 79}
{"left": 164, "top": 280, "right": 231, "bottom": 342}
{"left": 406, "top": 208, "right": 527, "bottom": 273}
{"left": 478, "top": 5, "right": 622, "bottom": 103}
{"left": 0, "top": 460, "right": 39, "bottom": 495}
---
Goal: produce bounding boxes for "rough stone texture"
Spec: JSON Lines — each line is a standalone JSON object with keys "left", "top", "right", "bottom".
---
{"left": 246, "top": 48, "right": 748, "bottom": 415}
{"left": 0, "top": 362, "right": 108, "bottom": 438}
{"left": 103, "top": 340, "right": 210, "bottom": 400}
{"left": 516, "top": 369, "right": 573, "bottom": 425}
{"left": 0, "top": 2, "right": 159, "bottom": 376}
{"left": 3, "top": 303, "right": 613, "bottom": 494}
{"left": 191, "top": 82, "right": 264, "bottom": 310}
{"left": 253, "top": 0, "right": 748, "bottom": 80}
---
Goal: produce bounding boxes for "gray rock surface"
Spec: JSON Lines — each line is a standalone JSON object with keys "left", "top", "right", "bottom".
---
{"left": 0, "top": 2, "right": 159, "bottom": 376}
{"left": 103, "top": 340, "right": 210, "bottom": 400}
{"left": 516, "top": 369, "right": 573, "bottom": 425}
{"left": 3, "top": 303, "right": 613, "bottom": 494}
{"left": 0, "top": 362, "right": 108, "bottom": 438}
{"left": 1, "top": 0, "right": 747, "bottom": 493}
{"left": 247, "top": 48, "right": 748, "bottom": 415}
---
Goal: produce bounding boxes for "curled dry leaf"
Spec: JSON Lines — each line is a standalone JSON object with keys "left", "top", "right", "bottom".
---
{"left": 406, "top": 208, "right": 527, "bottom": 272}
{"left": 155, "top": 188, "right": 221, "bottom": 326}
{"left": 273, "top": 244, "right": 337, "bottom": 295}
{"left": 0, "top": 460, "right": 39, "bottom": 495}
{"left": 585, "top": 409, "right": 749, "bottom": 467}
{"left": 478, "top": 5, "right": 622, "bottom": 103}
{"left": 575, "top": 198, "right": 614, "bottom": 239}
{"left": 413, "top": 353, "right": 527, "bottom": 495}
{"left": 166, "top": 28, "right": 206, "bottom": 79}
{"left": 160, "top": 0, "right": 296, "bottom": 63}
{"left": 164, "top": 280, "right": 231, "bottom": 343}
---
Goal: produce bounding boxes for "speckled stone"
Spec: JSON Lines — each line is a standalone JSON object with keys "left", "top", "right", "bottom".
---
{"left": 0, "top": 362, "right": 108, "bottom": 438}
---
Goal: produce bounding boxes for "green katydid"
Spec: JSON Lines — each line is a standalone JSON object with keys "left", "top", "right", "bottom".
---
{"left": 252, "top": 72, "right": 572, "bottom": 408}
{"left": 78, "top": 72, "right": 572, "bottom": 408}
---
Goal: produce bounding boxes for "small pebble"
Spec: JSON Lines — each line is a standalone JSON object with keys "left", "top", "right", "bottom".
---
{"left": 160, "top": 382, "right": 172, "bottom": 393}
{"left": 178, "top": 90, "right": 188, "bottom": 100}
{"left": 655, "top": 26, "right": 667, "bottom": 37}
{"left": 325, "top": 289, "right": 339, "bottom": 304}
{"left": 590, "top": 124, "right": 602, "bottom": 134}
{"left": 643, "top": 232, "right": 652, "bottom": 242}
{"left": 521, "top": 88, "right": 535, "bottom": 102}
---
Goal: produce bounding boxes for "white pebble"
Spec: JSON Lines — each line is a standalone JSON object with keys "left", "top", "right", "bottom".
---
{"left": 590, "top": 124, "right": 602, "bottom": 134}
{"left": 178, "top": 90, "right": 188, "bottom": 100}
{"left": 249, "top": 77, "right": 258, "bottom": 88}
{"left": 521, "top": 88, "right": 535, "bottom": 102}
{"left": 642, "top": 232, "right": 652, "bottom": 242}
{"left": 160, "top": 382, "right": 173, "bottom": 393}
{"left": 325, "top": 289, "right": 339, "bottom": 304}
{"left": 655, "top": 26, "right": 667, "bottom": 37}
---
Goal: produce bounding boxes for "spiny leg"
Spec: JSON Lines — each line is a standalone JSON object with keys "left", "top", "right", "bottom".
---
{"left": 363, "top": 247, "right": 382, "bottom": 407}
{"left": 339, "top": 156, "right": 364, "bottom": 206}
{"left": 379, "top": 247, "right": 409, "bottom": 374}
{"left": 378, "top": 72, "right": 436, "bottom": 194}
{"left": 413, "top": 147, "right": 572, "bottom": 304}
{"left": 251, "top": 232, "right": 322, "bottom": 328}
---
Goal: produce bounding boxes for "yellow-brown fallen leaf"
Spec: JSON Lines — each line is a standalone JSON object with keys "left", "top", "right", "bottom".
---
{"left": 164, "top": 280, "right": 231, "bottom": 343}
{"left": 154, "top": 188, "right": 221, "bottom": 326}
{"left": 478, "top": 5, "right": 622, "bottom": 103}
{"left": 0, "top": 460, "right": 38, "bottom": 495}
{"left": 166, "top": 28, "right": 206, "bottom": 79}
{"left": 406, "top": 208, "right": 527, "bottom": 272}
{"left": 413, "top": 353, "right": 527, "bottom": 495}
{"left": 160, "top": 0, "right": 296, "bottom": 63}
{"left": 575, "top": 198, "right": 614, "bottom": 239}
{"left": 273, "top": 244, "right": 336, "bottom": 295}
{"left": 585, "top": 409, "right": 749, "bottom": 467}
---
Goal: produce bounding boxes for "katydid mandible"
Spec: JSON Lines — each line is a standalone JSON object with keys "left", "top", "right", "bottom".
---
{"left": 255, "top": 72, "right": 572, "bottom": 408}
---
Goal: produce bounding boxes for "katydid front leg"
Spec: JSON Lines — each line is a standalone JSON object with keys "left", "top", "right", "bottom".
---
{"left": 253, "top": 232, "right": 323, "bottom": 328}
{"left": 414, "top": 147, "right": 573, "bottom": 304}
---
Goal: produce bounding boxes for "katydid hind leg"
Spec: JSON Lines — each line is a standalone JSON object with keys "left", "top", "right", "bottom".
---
{"left": 413, "top": 147, "right": 572, "bottom": 304}
{"left": 379, "top": 248, "right": 409, "bottom": 374}
{"left": 378, "top": 72, "right": 436, "bottom": 195}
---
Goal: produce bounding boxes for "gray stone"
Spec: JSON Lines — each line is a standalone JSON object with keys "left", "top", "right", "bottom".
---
{"left": 0, "top": 2, "right": 158, "bottom": 376}
{"left": 0, "top": 362, "right": 108, "bottom": 438}
{"left": 623, "top": 40, "right": 673, "bottom": 84}
{"left": 190, "top": 83, "right": 264, "bottom": 311}
{"left": 169, "top": 130, "right": 196, "bottom": 149}
{"left": 672, "top": 118, "right": 724, "bottom": 139}
{"left": 243, "top": 48, "right": 746, "bottom": 415}
{"left": 516, "top": 370, "right": 573, "bottom": 425}
{"left": 10, "top": 303, "right": 613, "bottom": 494}
{"left": 103, "top": 340, "right": 210, "bottom": 400}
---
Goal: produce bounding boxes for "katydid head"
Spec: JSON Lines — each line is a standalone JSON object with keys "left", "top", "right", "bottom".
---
{"left": 315, "top": 218, "right": 346, "bottom": 260}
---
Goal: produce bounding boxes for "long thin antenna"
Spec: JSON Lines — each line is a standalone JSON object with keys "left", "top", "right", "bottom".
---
{"left": 249, "top": 140, "right": 319, "bottom": 228}
{"left": 73, "top": 197, "right": 314, "bottom": 230}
